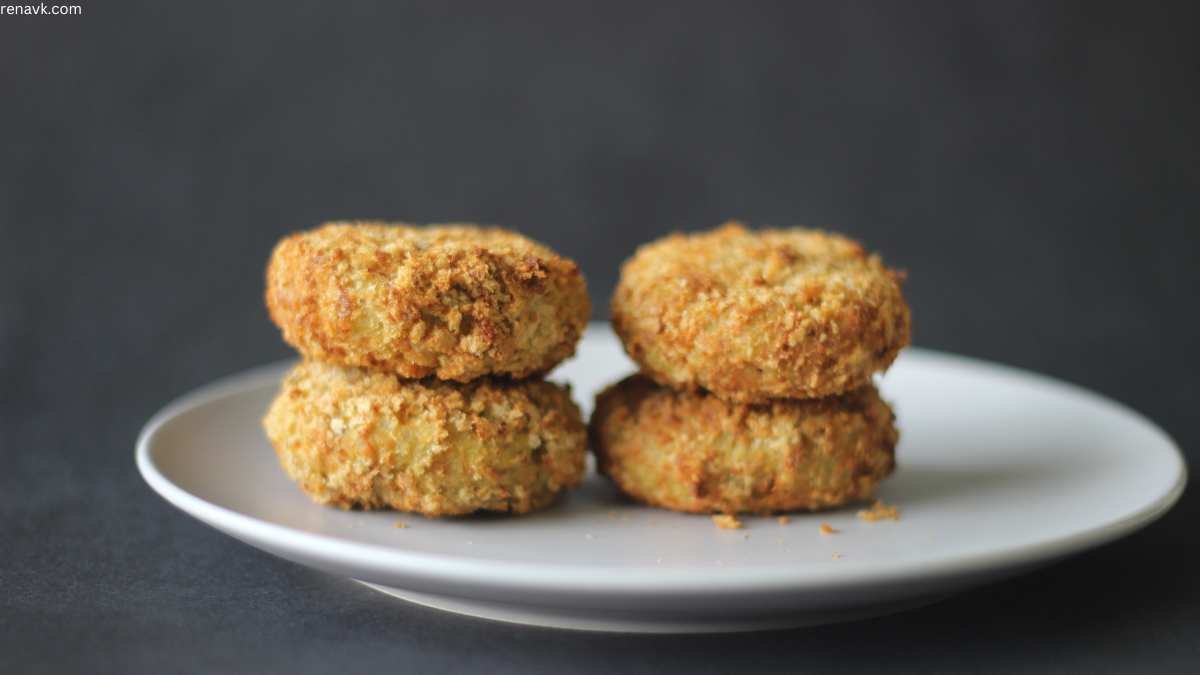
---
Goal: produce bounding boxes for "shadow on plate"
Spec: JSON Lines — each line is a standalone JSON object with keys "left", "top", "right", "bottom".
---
{"left": 880, "top": 455, "right": 1079, "bottom": 509}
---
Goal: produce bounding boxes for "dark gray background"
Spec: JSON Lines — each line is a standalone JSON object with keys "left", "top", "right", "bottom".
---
{"left": 2, "top": 1, "right": 1198, "bottom": 673}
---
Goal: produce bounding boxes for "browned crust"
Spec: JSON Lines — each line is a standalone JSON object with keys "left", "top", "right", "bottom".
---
{"left": 266, "top": 222, "right": 590, "bottom": 381}
{"left": 611, "top": 222, "right": 910, "bottom": 402}
{"left": 589, "top": 375, "right": 897, "bottom": 514}
{"left": 263, "top": 360, "right": 587, "bottom": 516}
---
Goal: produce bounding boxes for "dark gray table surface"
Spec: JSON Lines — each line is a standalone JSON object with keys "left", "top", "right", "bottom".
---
{"left": 3, "top": 2, "right": 1198, "bottom": 672}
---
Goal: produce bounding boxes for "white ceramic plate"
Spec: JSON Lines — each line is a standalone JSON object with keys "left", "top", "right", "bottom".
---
{"left": 137, "top": 324, "right": 1185, "bottom": 633}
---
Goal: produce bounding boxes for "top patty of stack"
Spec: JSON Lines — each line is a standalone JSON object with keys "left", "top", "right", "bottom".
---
{"left": 266, "top": 222, "right": 590, "bottom": 381}
{"left": 612, "top": 222, "right": 910, "bottom": 402}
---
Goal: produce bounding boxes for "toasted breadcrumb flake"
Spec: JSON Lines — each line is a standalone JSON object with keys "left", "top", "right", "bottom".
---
{"left": 819, "top": 523, "right": 839, "bottom": 535}
{"left": 712, "top": 514, "right": 744, "bottom": 530}
{"left": 857, "top": 499, "right": 900, "bottom": 522}
{"left": 393, "top": 521, "right": 408, "bottom": 529}
{"left": 777, "top": 516, "right": 791, "bottom": 525}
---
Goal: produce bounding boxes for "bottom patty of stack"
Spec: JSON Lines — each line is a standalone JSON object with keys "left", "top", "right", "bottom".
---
{"left": 263, "top": 360, "right": 587, "bottom": 516}
{"left": 590, "top": 375, "right": 897, "bottom": 514}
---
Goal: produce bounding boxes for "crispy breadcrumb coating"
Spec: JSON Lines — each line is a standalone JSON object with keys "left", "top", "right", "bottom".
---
{"left": 590, "top": 375, "right": 897, "bottom": 514}
{"left": 611, "top": 222, "right": 910, "bottom": 402}
{"left": 266, "top": 222, "right": 590, "bottom": 382}
{"left": 263, "top": 361, "right": 587, "bottom": 516}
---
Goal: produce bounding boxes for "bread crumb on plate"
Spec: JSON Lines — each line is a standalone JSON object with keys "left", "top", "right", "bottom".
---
{"left": 712, "top": 514, "right": 744, "bottom": 530}
{"left": 857, "top": 499, "right": 900, "bottom": 522}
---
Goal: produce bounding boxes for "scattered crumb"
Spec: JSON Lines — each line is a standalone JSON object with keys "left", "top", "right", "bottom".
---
{"left": 712, "top": 514, "right": 744, "bottom": 530}
{"left": 393, "top": 521, "right": 408, "bottom": 529}
{"left": 831, "top": 552, "right": 843, "bottom": 560}
{"left": 776, "top": 515, "right": 791, "bottom": 525}
{"left": 819, "top": 523, "right": 839, "bottom": 535}
{"left": 857, "top": 499, "right": 900, "bottom": 522}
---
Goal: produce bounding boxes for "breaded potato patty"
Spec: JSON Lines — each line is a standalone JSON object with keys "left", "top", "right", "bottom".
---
{"left": 266, "top": 222, "right": 590, "bottom": 381}
{"left": 590, "top": 375, "right": 897, "bottom": 514}
{"left": 611, "top": 222, "right": 910, "bottom": 402}
{"left": 263, "top": 361, "right": 587, "bottom": 516}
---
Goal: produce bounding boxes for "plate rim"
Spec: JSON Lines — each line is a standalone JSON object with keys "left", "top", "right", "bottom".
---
{"left": 136, "top": 327, "right": 1187, "bottom": 597}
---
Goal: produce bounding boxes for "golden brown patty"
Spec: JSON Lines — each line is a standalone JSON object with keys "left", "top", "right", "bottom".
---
{"left": 266, "top": 222, "right": 590, "bottom": 381}
{"left": 263, "top": 360, "right": 587, "bottom": 516}
{"left": 611, "top": 222, "right": 910, "bottom": 402}
{"left": 590, "top": 375, "right": 897, "bottom": 514}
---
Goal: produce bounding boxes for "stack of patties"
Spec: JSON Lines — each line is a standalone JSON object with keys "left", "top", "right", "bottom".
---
{"left": 591, "top": 223, "right": 911, "bottom": 515}
{"left": 261, "top": 222, "right": 591, "bottom": 516}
